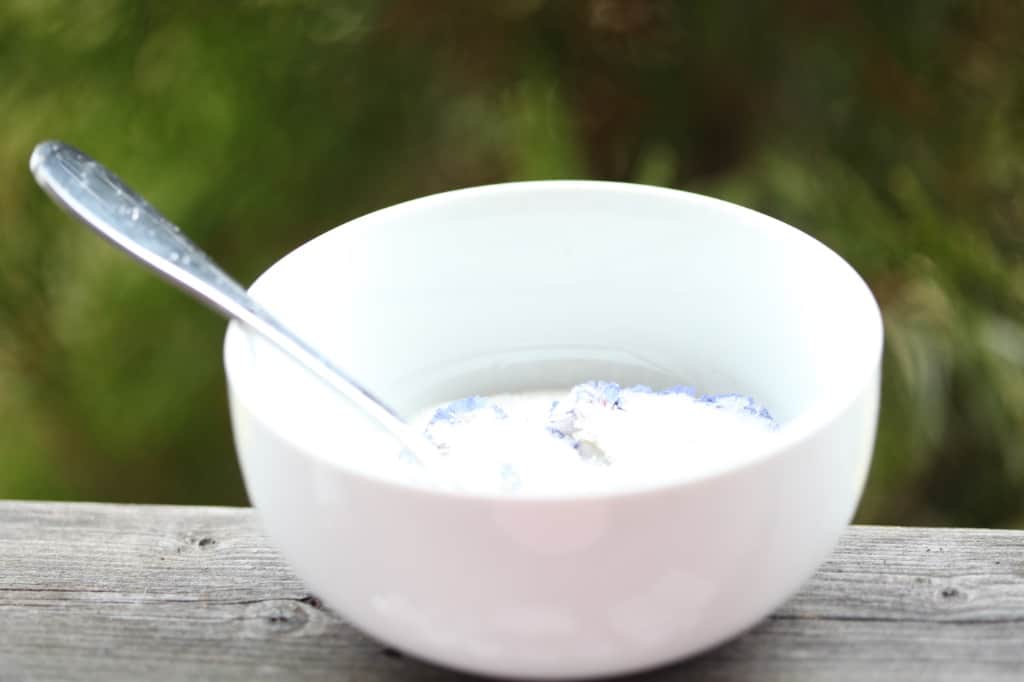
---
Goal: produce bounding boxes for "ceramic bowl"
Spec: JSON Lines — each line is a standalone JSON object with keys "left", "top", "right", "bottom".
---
{"left": 223, "top": 181, "right": 883, "bottom": 678}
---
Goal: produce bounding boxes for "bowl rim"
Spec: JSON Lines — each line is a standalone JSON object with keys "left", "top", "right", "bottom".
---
{"left": 223, "top": 179, "right": 884, "bottom": 502}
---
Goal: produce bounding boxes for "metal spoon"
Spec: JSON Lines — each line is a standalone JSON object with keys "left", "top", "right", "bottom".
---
{"left": 29, "top": 140, "right": 431, "bottom": 460}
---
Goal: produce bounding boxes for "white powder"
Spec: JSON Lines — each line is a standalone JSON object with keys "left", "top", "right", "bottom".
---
{"left": 406, "top": 381, "right": 778, "bottom": 495}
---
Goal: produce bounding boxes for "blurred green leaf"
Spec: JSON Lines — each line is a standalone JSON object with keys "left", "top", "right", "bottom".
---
{"left": 3, "top": 0, "right": 1024, "bottom": 527}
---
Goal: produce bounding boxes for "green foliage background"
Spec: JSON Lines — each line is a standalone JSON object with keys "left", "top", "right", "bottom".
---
{"left": 2, "top": 1, "right": 1023, "bottom": 526}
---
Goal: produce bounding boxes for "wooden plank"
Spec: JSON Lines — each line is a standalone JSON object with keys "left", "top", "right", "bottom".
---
{"left": 1, "top": 501, "right": 1022, "bottom": 681}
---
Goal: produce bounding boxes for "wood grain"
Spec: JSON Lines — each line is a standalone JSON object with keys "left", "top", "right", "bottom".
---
{"left": 1, "top": 501, "right": 1022, "bottom": 681}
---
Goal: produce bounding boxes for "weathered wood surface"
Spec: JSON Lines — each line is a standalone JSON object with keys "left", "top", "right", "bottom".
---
{"left": 1, "top": 501, "right": 1023, "bottom": 682}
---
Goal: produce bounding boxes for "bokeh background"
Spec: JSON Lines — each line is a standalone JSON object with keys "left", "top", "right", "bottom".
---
{"left": 3, "top": 0, "right": 1023, "bottom": 527}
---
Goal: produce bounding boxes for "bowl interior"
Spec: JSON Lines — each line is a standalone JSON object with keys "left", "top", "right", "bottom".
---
{"left": 225, "top": 181, "right": 882, "bottom": 487}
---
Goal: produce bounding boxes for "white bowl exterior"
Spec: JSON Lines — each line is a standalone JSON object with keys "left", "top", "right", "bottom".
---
{"left": 223, "top": 181, "right": 882, "bottom": 678}
{"left": 229, "top": 379, "right": 876, "bottom": 678}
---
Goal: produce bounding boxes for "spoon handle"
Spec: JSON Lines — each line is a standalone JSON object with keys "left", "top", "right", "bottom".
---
{"left": 30, "top": 140, "right": 424, "bottom": 455}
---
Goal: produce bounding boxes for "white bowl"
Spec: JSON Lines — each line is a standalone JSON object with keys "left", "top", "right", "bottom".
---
{"left": 223, "top": 181, "right": 882, "bottom": 679}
